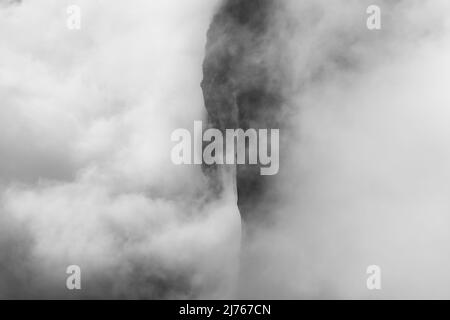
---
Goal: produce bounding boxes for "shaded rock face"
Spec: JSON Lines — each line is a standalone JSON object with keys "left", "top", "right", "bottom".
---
{"left": 201, "top": 0, "right": 290, "bottom": 228}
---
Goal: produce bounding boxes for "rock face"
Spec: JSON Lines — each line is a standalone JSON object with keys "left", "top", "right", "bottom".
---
{"left": 201, "top": 0, "right": 289, "bottom": 229}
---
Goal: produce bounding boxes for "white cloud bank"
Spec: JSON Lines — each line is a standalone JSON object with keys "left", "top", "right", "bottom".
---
{"left": 0, "top": 0, "right": 241, "bottom": 299}
{"left": 1, "top": 0, "right": 450, "bottom": 299}
{"left": 240, "top": 0, "right": 450, "bottom": 299}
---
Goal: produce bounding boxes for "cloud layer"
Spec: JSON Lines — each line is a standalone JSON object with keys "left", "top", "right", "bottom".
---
{"left": 1, "top": 0, "right": 450, "bottom": 299}
{"left": 0, "top": 0, "right": 242, "bottom": 299}
{"left": 239, "top": 0, "right": 450, "bottom": 299}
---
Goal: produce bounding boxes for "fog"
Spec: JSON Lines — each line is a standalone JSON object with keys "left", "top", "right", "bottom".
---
{"left": 1, "top": 0, "right": 450, "bottom": 299}
{"left": 0, "top": 0, "right": 241, "bottom": 299}
{"left": 240, "top": 0, "right": 450, "bottom": 299}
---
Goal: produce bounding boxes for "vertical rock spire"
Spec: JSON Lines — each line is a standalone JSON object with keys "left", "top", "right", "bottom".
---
{"left": 202, "top": 0, "right": 286, "bottom": 228}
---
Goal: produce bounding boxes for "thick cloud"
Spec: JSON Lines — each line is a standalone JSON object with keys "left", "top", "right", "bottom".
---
{"left": 1, "top": 0, "right": 450, "bottom": 299}
{"left": 239, "top": 0, "right": 450, "bottom": 299}
{"left": 0, "top": 0, "right": 241, "bottom": 299}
